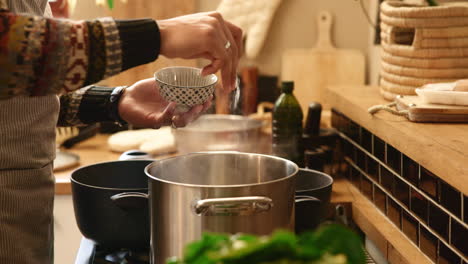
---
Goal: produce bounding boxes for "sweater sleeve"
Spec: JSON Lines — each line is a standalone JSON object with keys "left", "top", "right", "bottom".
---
{"left": 0, "top": 10, "right": 160, "bottom": 99}
{"left": 58, "top": 85, "right": 119, "bottom": 127}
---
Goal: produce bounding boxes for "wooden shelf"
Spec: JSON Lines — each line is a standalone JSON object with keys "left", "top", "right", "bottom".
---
{"left": 328, "top": 85, "right": 468, "bottom": 195}
{"left": 346, "top": 181, "right": 433, "bottom": 264}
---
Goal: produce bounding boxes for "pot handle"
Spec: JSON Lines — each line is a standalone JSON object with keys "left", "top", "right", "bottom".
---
{"left": 119, "top": 150, "right": 153, "bottom": 161}
{"left": 295, "top": 195, "right": 321, "bottom": 204}
{"left": 110, "top": 192, "right": 149, "bottom": 210}
{"left": 295, "top": 195, "right": 322, "bottom": 233}
{"left": 193, "top": 196, "right": 273, "bottom": 216}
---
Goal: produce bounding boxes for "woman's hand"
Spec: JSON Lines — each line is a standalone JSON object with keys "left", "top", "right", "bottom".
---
{"left": 118, "top": 78, "right": 212, "bottom": 129}
{"left": 157, "top": 12, "right": 243, "bottom": 92}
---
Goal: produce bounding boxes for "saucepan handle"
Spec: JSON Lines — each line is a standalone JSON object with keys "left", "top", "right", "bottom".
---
{"left": 193, "top": 196, "right": 273, "bottom": 216}
{"left": 295, "top": 195, "right": 321, "bottom": 204}
{"left": 110, "top": 192, "right": 149, "bottom": 210}
{"left": 295, "top": 195, "right": 323, "bottom": 233}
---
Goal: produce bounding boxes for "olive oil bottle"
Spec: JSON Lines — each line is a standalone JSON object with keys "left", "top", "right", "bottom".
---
{"left": 272, "top": 81, "right": 304, "bottom": 166}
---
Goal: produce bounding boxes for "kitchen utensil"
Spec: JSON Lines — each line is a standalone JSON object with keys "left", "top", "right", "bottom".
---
{"left": 119, "top": 150, "right": 154, "bottom": 161}
{"left": 304, "top": 102, "right": 322, "bottom": 136}
{"left": 155, "top": 66, "right": 217, "bottom": 112}
{"left": 70, "top": 160, "right": 152, "bottom": 249}
{"left": 144, "top": 151, "right": 298, "bottom": 264}
{"left": 281, "top": 11, "right": 365, "bottom": 113}
{"left": 396, "top": 95, "right": 468, "bottom": 122}
{"left": 172, "top": 114, "right": 263, "bottom": 153}
{"left": 369, "top": 95, "right": 468, "bottom": 122}
{"left": 295, "top": 168, "right": 333, "bottom": 233}
{"left": 56, "top": 126, "right": 79, "bottom": 146}
{"left": 61, "top": 123, "right": 100, "bottom": 149}
{"left": 302, "top": 100, "right": 339, "bottom": 152}
{"left": 54, "top": 151, "right": 80, "bottom": 171}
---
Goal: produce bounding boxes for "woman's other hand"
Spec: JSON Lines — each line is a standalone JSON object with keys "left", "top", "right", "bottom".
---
{"left": 118, "top": 78, "right": 212, "bottom": 129}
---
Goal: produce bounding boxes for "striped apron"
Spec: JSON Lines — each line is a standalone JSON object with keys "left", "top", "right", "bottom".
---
{"left": 0, "top": 1, "right": 59, "bottom": 263}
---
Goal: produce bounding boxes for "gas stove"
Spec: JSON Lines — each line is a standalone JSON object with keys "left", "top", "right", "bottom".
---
{"left": 75, "top": 238, "right": 149, "bottom": 264}
{"left": 74, "top": 204, "right": 377, "bottom": 264}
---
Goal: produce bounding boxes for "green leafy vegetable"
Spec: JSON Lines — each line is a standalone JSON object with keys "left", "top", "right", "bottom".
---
{"left": 168, "top": 224, "right": 366, "bottom": 264}
{"left": 304, "top": 224, "right": 365, "bottom": 264}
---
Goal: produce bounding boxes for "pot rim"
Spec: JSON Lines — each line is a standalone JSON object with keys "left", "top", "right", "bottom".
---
{"left": 71, "top": 160, "right": 152, "bottom": 191}
{"left": 295, "top": 168, "right": 334, "bottom": 193}
{"left": 144, "top": 151, "right": 299, "bottom": 188}
{"left": 174, "top": 114, "right": 263, "bottom": 133}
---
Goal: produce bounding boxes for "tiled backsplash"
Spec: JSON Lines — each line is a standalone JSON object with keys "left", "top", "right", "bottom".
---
{"left": 331, "top": 109, "right": 468, "bottom": 264}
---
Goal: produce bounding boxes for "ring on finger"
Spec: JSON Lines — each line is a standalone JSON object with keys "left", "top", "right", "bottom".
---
{"left": 224, "top": 40, "right": 231, "bottom": 50}
{"left": 171, "top": 116, "right": 177, "bottom": 129}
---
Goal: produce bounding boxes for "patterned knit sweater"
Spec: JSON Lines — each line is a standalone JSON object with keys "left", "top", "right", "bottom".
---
{"left": 0, "top": 7, "right": 161, "bottom": 126}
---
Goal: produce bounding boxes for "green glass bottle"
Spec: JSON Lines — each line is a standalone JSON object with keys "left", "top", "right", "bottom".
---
{"left": 272, "top": 81, "right": 304, "bottom": 166}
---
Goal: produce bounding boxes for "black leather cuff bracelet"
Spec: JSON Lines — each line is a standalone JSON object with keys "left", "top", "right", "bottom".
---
{"left": 109, "top": 86, "right": 128, "bottom": 126}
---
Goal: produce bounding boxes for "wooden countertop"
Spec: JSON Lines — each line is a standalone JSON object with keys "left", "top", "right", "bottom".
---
{"left": 328, "top": 85, "right": 468, "bottom": 195}
{"left": 54, "top": 132, "right": 273, "bottom": 194}
{"left": 54, "top": 134, "right": 121, "bottom": 194}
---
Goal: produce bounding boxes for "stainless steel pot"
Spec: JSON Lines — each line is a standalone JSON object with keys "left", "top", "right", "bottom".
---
{"left": 172, "top": 114, "right": 263, "bottom": 153}
{"left": 144, "top": 151, "right": 298, "bottom": 264}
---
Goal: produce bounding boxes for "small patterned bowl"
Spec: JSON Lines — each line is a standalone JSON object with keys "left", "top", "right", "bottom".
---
{"left": 155, "top": 67, "right": 217, "bottom": 112}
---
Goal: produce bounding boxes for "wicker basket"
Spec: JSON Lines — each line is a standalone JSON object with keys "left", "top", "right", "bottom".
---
{"left": 380, "top": 1, "right": 468, "bottom": 100}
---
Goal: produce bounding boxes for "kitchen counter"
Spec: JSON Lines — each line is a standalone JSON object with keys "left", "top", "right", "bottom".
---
{"left": 328, "top": 84, "right": 468, "bottom": 264}
{"left": 54, "top": 132, "right": 274, "bottom": 194}
{"left": 54, "top": 134, "right": 121, "bottom": 194}
{"left": 328, "top": 85, "right": 468, "bottom": 195}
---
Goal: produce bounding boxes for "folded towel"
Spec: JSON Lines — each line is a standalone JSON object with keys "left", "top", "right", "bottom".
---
{"left": 217, "top": 0, "right": 282, "bottom": 59}
{"left": 415, "top": 79, "right": 468, "bottom": 106}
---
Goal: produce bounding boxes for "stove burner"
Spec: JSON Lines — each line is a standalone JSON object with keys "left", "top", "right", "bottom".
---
{"left": 75, "top": 238, "right": 149, "bottom": 264}
{"left": 103, "top": 249, "right": 149, "bottom": 264}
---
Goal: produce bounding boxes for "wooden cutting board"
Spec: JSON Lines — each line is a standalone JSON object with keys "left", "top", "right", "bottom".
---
{"left": 396, "top": 95, "right": 468, "bottom": 123}
{"left": 281, "top": 11, "right": 365, "bottom": 114}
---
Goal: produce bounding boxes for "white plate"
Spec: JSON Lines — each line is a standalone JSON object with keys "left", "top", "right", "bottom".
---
{"left": 54, "top": 151, "right": 80, "bottom": 171}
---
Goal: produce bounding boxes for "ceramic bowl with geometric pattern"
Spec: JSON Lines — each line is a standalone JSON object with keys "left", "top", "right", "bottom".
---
{"left": 155, "top": 67, "right": 217, "bottom": 112}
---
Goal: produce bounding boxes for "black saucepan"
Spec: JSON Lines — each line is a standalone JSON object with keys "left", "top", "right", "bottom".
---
{"left": 70, "top": 160, "right": 152, "bottom": 249}
{"left": 295, "top": 168, "right": 333, "bottom": 233}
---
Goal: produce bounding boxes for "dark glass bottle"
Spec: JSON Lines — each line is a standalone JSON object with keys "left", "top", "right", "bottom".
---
{"left": 272, "top": 81, "right": 304, "bottom": 166}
